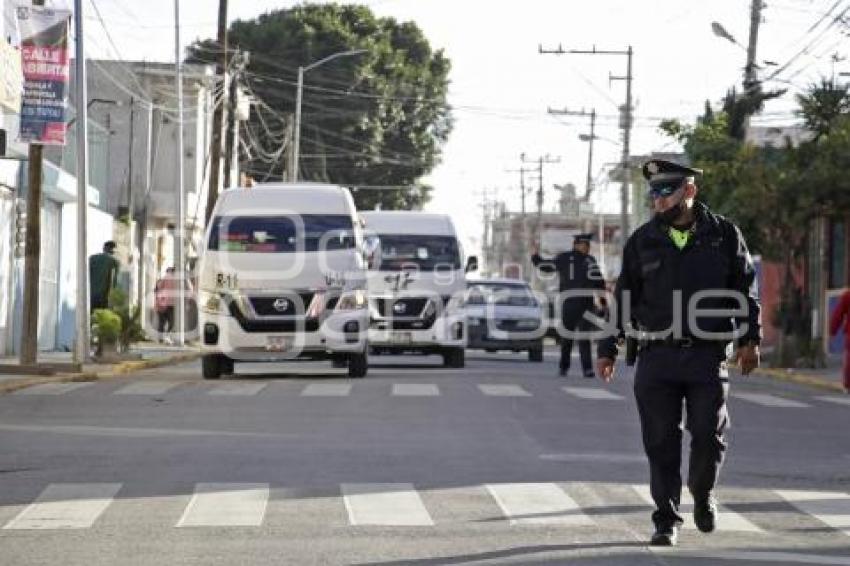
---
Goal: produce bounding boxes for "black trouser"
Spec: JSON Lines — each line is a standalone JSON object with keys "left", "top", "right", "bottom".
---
{"left": 633, "top": 345, "right": 729, "bottom": 528}
{"left": 157, "top": 306, "right": 174, "bottom": 334}
{"left": 560, "top": 308, "right": 593, "bottom": 373}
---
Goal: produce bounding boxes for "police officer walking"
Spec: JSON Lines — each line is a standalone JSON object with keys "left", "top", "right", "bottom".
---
{"left": 532, "top": 233, "right": 605, "bottom": 377}
{"left": 596, "top": 159, "right": 761, "bottom": 546}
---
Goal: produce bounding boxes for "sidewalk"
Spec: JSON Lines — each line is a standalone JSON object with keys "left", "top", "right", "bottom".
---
{"left": 753, "top": 353, "right": 848, "bottom": 393}
{"left": 0, "top": 342, "right": 201, "bottom": 394}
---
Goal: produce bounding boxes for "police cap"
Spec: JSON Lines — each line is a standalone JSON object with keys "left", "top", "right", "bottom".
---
{"left": 642, "top": 159, "right": 703, "bottom": 185}
{"left": 573, "top": 233, "right": 593, "bottom": 244}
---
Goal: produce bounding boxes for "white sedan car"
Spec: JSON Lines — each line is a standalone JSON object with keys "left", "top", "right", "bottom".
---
{"left": 464, "top": 278, "right": 545, "bottom": 362}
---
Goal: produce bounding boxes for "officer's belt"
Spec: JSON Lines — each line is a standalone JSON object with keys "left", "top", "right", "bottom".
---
{"left": 642, "top": 336, "right": 723, "bottom": 349}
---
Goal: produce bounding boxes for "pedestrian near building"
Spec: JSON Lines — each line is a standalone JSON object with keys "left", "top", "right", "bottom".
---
{"left": 88, "top": 240, "right": 121, "bottom": 312}
{"left": 828, "top": 288, "right": 850, "bottom": 393}
{"left": 154, "top": 267, "right": 178, "bottom": 340}
{"left": 532, "top": 233, "right": 605, "bottom": 377}
{"left": 597, "top": 159, "right": 761, "bottom": 546}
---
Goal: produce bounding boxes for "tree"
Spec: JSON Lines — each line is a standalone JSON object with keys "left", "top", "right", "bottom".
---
{"left": 188, "top": 4, "right": 453, "bottom": 210}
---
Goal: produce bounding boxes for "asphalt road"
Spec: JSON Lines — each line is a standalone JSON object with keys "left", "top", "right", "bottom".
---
{"left": 0, "top": 348, "right": 848, "bottom": 566}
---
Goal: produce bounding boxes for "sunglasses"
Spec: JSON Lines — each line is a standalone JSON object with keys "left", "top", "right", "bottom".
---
{"left": 647, "top": 181, "right": 684, "bottom": 199}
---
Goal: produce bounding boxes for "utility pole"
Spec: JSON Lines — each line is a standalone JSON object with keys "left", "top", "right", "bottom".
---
{"left": 174, "top": 0, "right": 186, "bottom": 346}
{"left": 744, "top": 0, "right": 763, "bottom": 95}
{"left": 521, "top": 153, "right": 560, "bottom": 251}
{"left": 548, "top": 107, "right": 597, "bottom": 201}
{"left": 74, "top": 0, "right": 90, "bottom": 364}
{"left": 223, "top": 50, "right": 247, "bottom": 189}
{"left": 19, "top": 144, "right": 42, "bottom": 365}
{"left": 540, "top": 44, "right": 634, "bottom": 246}
{"left": 205, "top": 0, "right": 227, "bottom": 223}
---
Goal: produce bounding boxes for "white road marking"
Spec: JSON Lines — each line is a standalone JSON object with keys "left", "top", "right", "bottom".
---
{"left": 113, "top": 382, "right": 180, "bottom": 395}
{"left": 177, "top": 483, "right": 269, "bottom": 527}
{"left": 485, "top": 483, "right": 594, "bottom": 526}
{"left": 732, "top": 392, "right": 810, "bottom": 408}
{"left": 301, "top": 383, "right": 352, "bottom": 397}
{"left": 632, "top": 484, "right": 762, "bottom": 532}
{"left": 3, "top": 483, "right": 121, "bottom": 530}
{"left": 341, "top": 483, "right": 433, "bottom": 526}
{"left": 815, "top": 396, "right": 850, "bottom": 407}
{"left": 392, "top": 384, "right": 439, "bottom": 397}
{"left": 562, "top": 386, "right": 625, "bottom": 401}
{"left": 539, "top": 452, "right": 645, "bottom": 463}
{"left": 208, "top": 382, "right": 267, "bottom": 396}
{"left": 478, "top": 384, "right": 531, "bottom": 397}
{"left": 775, "top": 489, "right": 850, "bottom": 536}
{"left": 651, "top": 550, "right": 850, "bottom": 565}
{"left": 14, "top": 383, "right": 93, "bottom": 396}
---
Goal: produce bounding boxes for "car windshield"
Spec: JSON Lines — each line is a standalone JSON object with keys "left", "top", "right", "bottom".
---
{"left": 466, "top": 283, "right": 537, "bottom": 306}
{"left": 365, "top": 234, "right": 461, "bottom": 271}
{"left": 207, "top": 215, "right": 355, "bottom": 253}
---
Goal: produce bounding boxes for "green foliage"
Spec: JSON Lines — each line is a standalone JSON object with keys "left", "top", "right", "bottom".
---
{"left": 188, "top": 4, "right": 453, "bottom": 210}
{"left": 108, "top": 287, "right": 146, "bottom": 351}
{"left": 92, "top": 309, "right": 122, "bottom": 345}
{"left": 795, "top": 78, "right": 850, "bottom": 140}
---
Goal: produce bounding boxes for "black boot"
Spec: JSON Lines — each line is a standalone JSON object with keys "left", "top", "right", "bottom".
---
{"left": 650, "top": 524, "right": 679, "bottom": 546}
{"left": 693, "top": 497, "right": 718, "bottom": 533}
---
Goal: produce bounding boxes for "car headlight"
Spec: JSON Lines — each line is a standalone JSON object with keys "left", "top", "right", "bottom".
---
{"left": 515, "top": 318, "right": 540, "bottom": 329}
{"left": 199, "top": 290, "right": 225, "bottom": 315}
{"left": 335, "top": 289, "right": 367, "bottom": 311}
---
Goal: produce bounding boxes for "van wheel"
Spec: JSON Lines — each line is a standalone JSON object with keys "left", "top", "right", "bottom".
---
{"left": 528, "top": 346, "right": 544, "bottom": 362}
{"left": 443, "top": 347, "right": 465, "bottom": 368}
{"left": 222, "top": 356, "right": 235, "bottom": 375}
{"left": 202, "top": 354, "right": 224, "bottom": 379}
{"left": 348, "top": 351, "right": 368, "bottom": 378}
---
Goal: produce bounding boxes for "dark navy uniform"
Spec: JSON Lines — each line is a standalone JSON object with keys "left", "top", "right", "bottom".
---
{"left": 598, "top": 161, "right": 761, "bottom": 538}
{"left": 532, "top": 234, "right": 605, "bottom": 376}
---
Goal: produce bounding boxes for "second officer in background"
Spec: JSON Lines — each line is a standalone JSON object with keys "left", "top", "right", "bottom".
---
{"left": 532, "top": 233, "right": 605, "bottom": 377}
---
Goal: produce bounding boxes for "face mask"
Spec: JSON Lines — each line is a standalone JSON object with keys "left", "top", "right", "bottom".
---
{"left": 655, "top": 191, "right": 687, "bottom": 225}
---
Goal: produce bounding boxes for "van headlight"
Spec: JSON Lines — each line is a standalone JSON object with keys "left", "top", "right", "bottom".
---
{"left": 199, "top": 290, "right": 225, "bottom": 315}
{"left": 335, "top": 289, "right": 367, "bottom": 311}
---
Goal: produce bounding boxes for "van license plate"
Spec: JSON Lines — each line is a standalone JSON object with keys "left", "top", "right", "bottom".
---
{"left": 390, "top": 332, "right": 412, "bottom": 344}
{"left": 266, "top": 336, "right": 293, "bottom": 351}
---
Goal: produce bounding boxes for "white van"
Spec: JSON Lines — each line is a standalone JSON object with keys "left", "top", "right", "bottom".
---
{"left": 197, "top": 183, "right": 370, "bottom": 379}
{"left": 360, "top": 211, "right": 476, "bottom": 367}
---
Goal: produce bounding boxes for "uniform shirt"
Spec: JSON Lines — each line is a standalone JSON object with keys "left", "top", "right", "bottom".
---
{"left": 531, "top": 249, "right": 605, "bottom": 317}
{"left": 598, "top": 201, "right": 761, "bottom": 359}
{"left": 88, "top": 252, "right": 120, "bottom": 303}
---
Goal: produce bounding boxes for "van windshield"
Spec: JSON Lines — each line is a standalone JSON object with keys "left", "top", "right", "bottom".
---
{"left": 207, "top": 215, "right": 355, "bottom": 253}
{"left": 365, "top": 234, "right": 461, "bottom": 271}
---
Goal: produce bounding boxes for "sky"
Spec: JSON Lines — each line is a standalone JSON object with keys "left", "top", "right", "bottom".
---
{"left": 47, "top": 0, "right": 850, "bottom": 255}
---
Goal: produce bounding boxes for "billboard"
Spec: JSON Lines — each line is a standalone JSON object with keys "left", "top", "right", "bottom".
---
{"left": 15, "top": 5, "right": 71, "bottom": 145}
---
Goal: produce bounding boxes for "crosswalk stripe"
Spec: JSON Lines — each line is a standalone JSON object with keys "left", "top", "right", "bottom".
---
{"left": 775, "top": 489, "right": 850, "bottom": 536}
{"left": 176, "top": 483, "right": 269, "bottom": 527}
{"left": 815, "top": 395, "right": 850, "bottom": 407}
{"left": 485, "top": 483, "right": 594, "bottom": 526}
{"left": 208, "top": 383, "right": 267, "bottom": 396}
{"left": 631, "top": 484, "right": 762, "bottom": 532}
{"left": 15, "top": 383, "right": 93, "bottom": 396}
{"left": 392, "top": 384, "right": 439, "bottom": 397}
{"left": 732, "top": 392, "right": 810, "bottom": 408}
{"left": 562, "top": 387, "right": 625, "bottom": 401}
{"left": 478, "top": 384, "right": 531, "bottom": 397}
{"left": 114, "top": 382, "right": 180, "bottom": 395}
{"left": 3, "top": 483, "right": 121, "bottom": 530}
{"left": 341, "top": 483, "right": 433, "bottom": 526}
{"left": 301, "top": 384, "right": 352, "bottom": 397}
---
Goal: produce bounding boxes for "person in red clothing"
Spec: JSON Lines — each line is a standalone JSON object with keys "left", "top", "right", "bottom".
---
{"left": 829, "top": 288, "right": 850, "bottom": 393}
{"left": 154, "top": 268, "right": 178, "bottom": 341}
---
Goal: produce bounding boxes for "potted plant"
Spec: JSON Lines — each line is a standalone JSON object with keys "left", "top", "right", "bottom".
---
{"left": 91, "top": 308, "right": 122, "bottom": 362}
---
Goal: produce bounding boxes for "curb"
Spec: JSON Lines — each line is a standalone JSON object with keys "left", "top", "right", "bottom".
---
{"left": 0, "top": 351, "right": 201, "bottom": 395}
{"left": 754, "top": 367, "right": 846, "bottom": 393}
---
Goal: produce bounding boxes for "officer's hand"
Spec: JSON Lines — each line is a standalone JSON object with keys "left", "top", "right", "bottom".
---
{"left": 596, "top": 357, "right": 615, "bottom": 383}
{"left": 734, "top": 344, "right": 760, "bottom": 375}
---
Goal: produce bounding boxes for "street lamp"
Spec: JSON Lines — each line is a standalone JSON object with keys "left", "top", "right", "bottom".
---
{"left": 291, "top": 49, "right": 367, "bottom": 182}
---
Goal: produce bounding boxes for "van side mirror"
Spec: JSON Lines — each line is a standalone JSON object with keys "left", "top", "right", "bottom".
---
{"left": 465, "top": 255, "right": 478, "bottom": 273}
